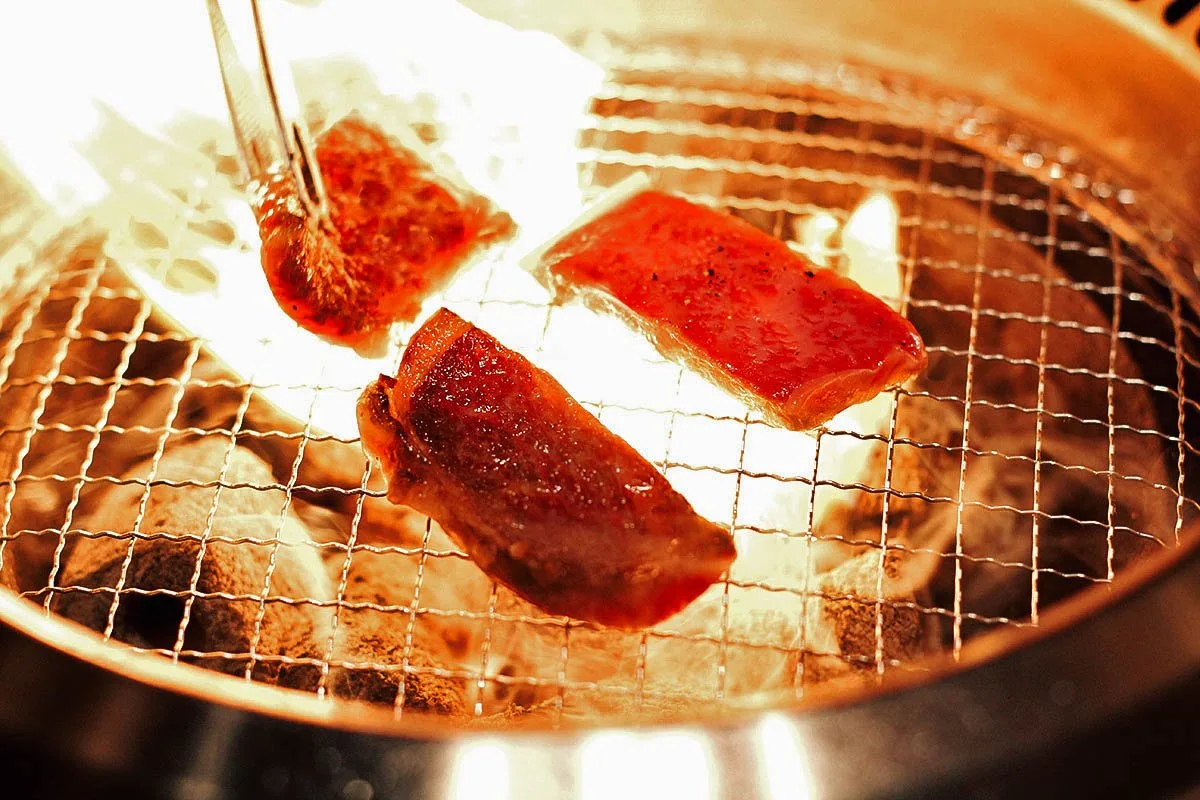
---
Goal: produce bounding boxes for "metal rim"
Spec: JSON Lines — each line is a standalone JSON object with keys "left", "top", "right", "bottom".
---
{"left": 2, "top": 524, "right": 1199, "bottom": 797}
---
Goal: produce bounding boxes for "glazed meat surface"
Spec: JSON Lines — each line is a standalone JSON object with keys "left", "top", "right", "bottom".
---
{"left": 357, "top": 309, "right": 736, "bottom": 628}
{"left": 536, "top": 190, "right": 926, "bottom": 430}
{"left": 257, "top": 117, "right": 512, "bottom": 351}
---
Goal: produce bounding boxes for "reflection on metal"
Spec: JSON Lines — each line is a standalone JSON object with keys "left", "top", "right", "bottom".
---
{"left": 755, "top": 714, "right": 815, "bottom": 800}
{"left": 447, "top": 738, "right": 510, "bottom": 800}
{"left": 581, "top": 730, "right": 715, "bottom": 799}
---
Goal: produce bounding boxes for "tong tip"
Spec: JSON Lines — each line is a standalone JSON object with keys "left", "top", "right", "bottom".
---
{"left": 209, "top": 0, "right": 329, "bottom": 225}
{"left": 288, "top": 121, "right": 330, "bottom": 224}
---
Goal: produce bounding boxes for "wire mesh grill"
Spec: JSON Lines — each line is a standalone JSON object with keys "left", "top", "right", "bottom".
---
{"left": 1, "top": 38, "right": 1199, "bottom": 724}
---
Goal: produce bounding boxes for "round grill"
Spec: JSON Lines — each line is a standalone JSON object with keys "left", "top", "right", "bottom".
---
{"left": 1, "top": 8, "right": 1198, "bottom": 746}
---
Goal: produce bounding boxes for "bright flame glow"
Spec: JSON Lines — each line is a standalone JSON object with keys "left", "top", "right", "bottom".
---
{"left": 0, "top": 0, "right": 902, "bottom": 478}
{"left": 793, "top": 212, "right": 839, "bottom": 268}
{"left": 842, "top": 191, "right": 902, "bottom": 309}
{"left": 756, "top": 714, "right": 816, "bottom": 800}
{"left": 0, "top": 0, "right": 603, "bottom": 441}
{"left": 447, "top": 739, "right": 510, "bottom": 800}
{"left": 580, "top": 731, "right": 715, "bottom": 800}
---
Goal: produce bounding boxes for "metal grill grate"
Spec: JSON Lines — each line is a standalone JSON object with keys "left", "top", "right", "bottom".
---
{"left": 1, "top": 39, "right": 1198, "bottom": 724}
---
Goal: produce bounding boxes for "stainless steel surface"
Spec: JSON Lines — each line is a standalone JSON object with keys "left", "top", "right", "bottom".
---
{"left": 1, "top": 0, "right": 1200, "bottom": 796}
{"left": 2, "top": 540, "right": 1200, "bottom": 798}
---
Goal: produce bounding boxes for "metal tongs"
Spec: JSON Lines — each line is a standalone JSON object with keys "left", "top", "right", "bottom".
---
{"left": 205, "top": 0, "right": 329, "bottom": 223}
{"left": 110, "top": 0, "right": 376, "bottom": 444}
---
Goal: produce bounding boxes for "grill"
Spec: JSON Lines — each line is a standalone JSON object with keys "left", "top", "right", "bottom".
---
{"left": 3, "top": 34, "right": 1196, "bottom": 721}
{"left": 3, "top": 0, "right": 1200, "bottom": 796}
